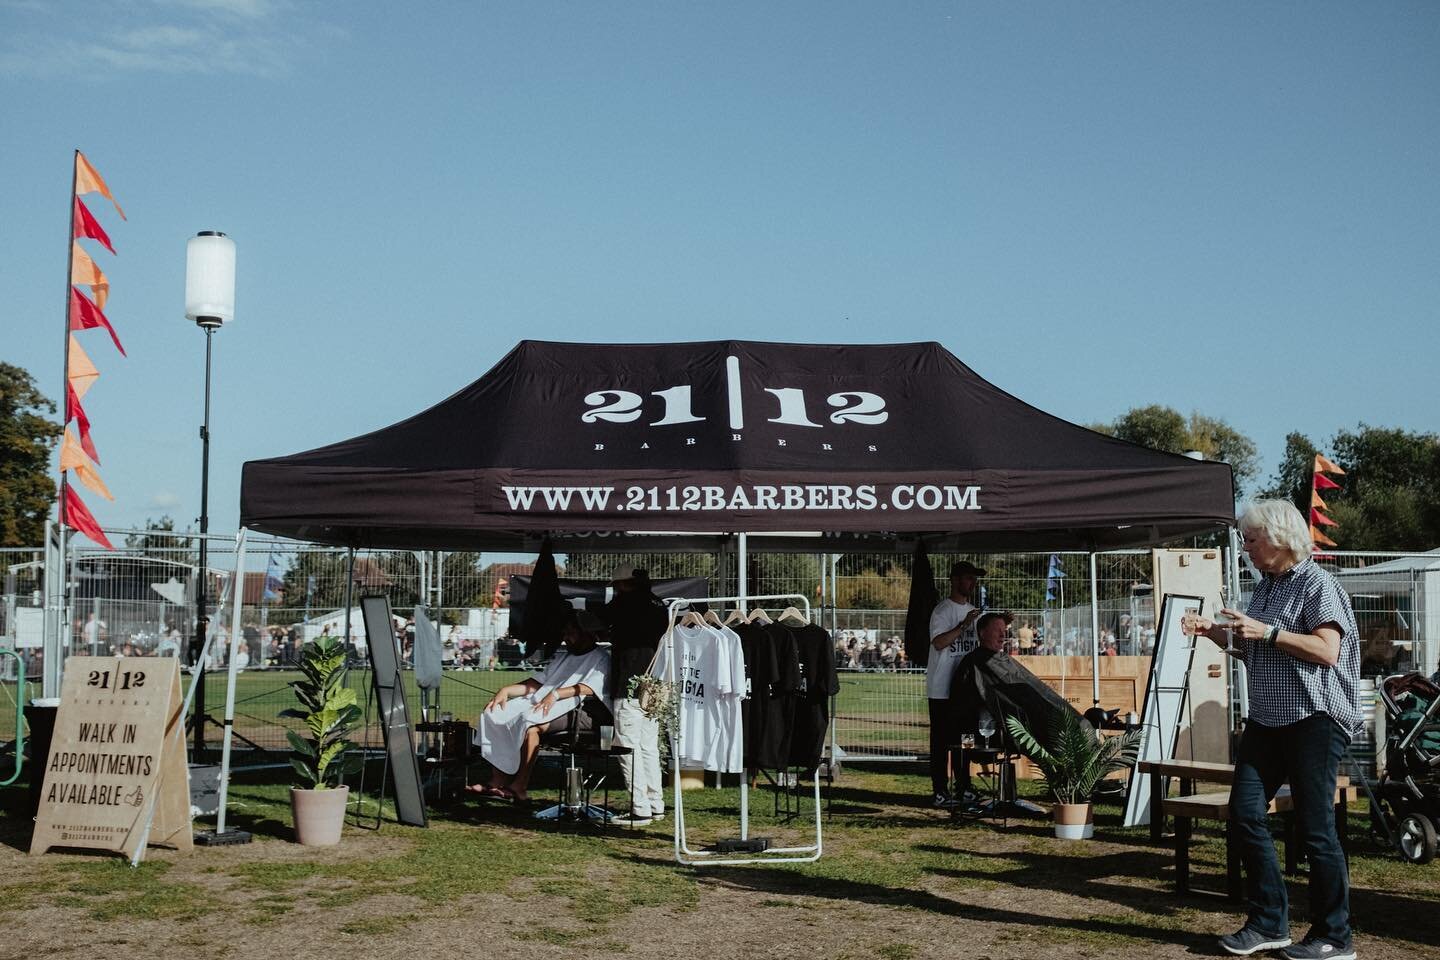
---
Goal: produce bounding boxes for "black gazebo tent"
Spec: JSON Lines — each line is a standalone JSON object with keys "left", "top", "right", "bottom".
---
{"left": 240, "top": 340, "right": 1234, "bottom": 551}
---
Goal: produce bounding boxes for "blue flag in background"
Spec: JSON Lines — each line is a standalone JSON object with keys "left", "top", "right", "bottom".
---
{"left": 1045, "top": 553, "right": 1065, "bottom": 602}
{"left": 262, "top": 549, "right": 284, "bottom": 602}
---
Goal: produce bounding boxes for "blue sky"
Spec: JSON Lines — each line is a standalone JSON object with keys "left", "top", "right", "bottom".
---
{"left": 3, "top": 1, "right": 1437, "bottom": 540}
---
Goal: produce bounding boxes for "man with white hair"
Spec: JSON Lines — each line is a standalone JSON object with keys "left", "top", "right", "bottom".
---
{"left": 1185, "top": 500, "right": 1361, "bottom": 960}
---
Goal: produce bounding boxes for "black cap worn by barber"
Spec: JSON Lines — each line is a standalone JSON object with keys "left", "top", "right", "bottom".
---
{"left": 597, "top": 563, "right": 668, "bottom": 701}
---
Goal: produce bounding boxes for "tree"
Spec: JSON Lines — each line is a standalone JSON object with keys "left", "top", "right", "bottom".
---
{"left": 1092, "top": 404, "right": 1259, "bottom": 489}
{"left": 123, "top": 515, "right": 195, "bottom": 561}
{"left": 1327, "top": 425, "right": 1440, "bottom": 551}
{"left": 1260, "top": 432, "right": 1321, "bottom": 515}
{"left": 0, "top": 363, "right": 62, "bottom": 546}
{"left": 1262, "top": 425, "right": 1440, "bottom": 551}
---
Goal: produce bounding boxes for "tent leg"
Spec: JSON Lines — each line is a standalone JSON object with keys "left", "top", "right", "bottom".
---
{"left": 1089, "top": 552, "right": 1101, "bottom": 707}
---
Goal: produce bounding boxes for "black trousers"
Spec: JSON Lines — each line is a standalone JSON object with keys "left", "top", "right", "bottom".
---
{"left": 928, "top": 698, "right": 956, "bottom": 795}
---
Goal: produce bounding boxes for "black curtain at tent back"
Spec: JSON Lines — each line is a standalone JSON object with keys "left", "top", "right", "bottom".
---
{"left": 904, "top": 542, "right": 938, "bottom": 668}
{"left": 518, "top": 540, "right": 569, "bottom": 657}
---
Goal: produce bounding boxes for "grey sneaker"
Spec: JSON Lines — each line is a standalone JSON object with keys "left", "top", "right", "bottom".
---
{"left": 1219, "top": 927, "right": 1292, "bottom": 956}
{"left": 1281, "top": 940, "right": 1355, "bottom": 960}
{"left": 931, "top": 792, "right": 960, "bottom": 809}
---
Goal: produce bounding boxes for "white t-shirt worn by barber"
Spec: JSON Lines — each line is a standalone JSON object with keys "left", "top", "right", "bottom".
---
{"left": 926, "top": 599, "right": 978, "bottom": 699}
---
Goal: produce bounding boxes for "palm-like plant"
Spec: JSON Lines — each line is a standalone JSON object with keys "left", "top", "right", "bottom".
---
{"left": 1005, "top": 708, "right": 1141, "bottom": 805}
{"left": 279, "top": 635, "right": 363, "bottom": 789}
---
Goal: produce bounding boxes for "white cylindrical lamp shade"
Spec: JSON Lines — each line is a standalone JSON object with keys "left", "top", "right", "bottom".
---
{"left": 185, "top": 231, "right": 236, "bottom": 326}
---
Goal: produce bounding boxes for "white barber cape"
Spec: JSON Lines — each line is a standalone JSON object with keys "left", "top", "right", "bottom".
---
{"left": 476, "top": 645, "right": 610, "bottom": 775}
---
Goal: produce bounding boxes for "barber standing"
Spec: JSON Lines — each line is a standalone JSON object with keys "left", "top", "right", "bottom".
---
{"left": 1186, "top": 500, "right": 1361, "bottom": 960}
{"left": 599, "top": 563, "right": 668, "bottom": 827}
{"left": 927, "top": 562, "right": 1012, "bottom": 808}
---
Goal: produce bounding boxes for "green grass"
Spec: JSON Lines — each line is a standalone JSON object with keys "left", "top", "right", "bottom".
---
{"left": 5, "top": 762, "right": 1438, "bottom": 957}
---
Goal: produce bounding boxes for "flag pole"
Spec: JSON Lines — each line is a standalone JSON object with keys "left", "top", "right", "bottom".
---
{"left": 57, "top": 149, "right": 81, "bottom": 660}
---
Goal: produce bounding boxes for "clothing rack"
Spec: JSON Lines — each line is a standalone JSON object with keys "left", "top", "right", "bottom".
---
{"left": 661, "top": 592, "right": 823, "bottom": 866}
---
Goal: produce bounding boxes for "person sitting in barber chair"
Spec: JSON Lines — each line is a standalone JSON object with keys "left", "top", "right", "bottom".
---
{"left": 469, "top": 609, "right": 611, "bottom": 803}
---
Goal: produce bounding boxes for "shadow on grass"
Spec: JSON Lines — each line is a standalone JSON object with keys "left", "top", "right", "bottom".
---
{"left": 702, "top": 861, "right": 1220, "bottom": 953}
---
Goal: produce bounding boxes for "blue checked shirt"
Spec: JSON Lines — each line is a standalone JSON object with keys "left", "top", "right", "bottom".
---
{"left": 1238, "top": 557, "right": 1362, "bottom": 737}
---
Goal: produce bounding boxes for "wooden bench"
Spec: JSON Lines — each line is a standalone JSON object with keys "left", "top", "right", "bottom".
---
{"left": 1163, "top": 784, "right": 1359, "bottom": 900}
{"left": 1139, "top": 759, "right": 1238, "bottom": 841}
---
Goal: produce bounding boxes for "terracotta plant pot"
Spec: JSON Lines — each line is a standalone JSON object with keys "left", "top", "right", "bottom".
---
{"left": 1052, "top": 801, "right": 1094, "bottom": 840}
{"left": 291, "top": 785, "right": 349, "bottom": 846}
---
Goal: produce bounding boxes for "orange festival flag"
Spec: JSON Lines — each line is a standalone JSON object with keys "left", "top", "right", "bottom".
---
{"left": 72, "top": 196, "right": 115, "bottom": 254}
{"left": 69, "top": 286, "right": 126, "bottom": 356}
{"left": 74, "top": 151, "right": 126, "bottom": 220}
{"left": 67, "top": 334, "right": 99, "bottom": 399}
{"left": 1314, "top": 454, "right": 1347, "bottom": 475}
{"left": 63, "top": 487, "right": 114, "bottom": 550}
{"left": 60, "top": 428, "right": 114, "bottom": 501}
{"left": 66, "top": 382, "right": 100, "bottom": 463}
{"left": 1310, "top": 490, "right": 1329, "bottom": 511}
{"left": 70, "top": 242, "right": 109, "bottom": 309}
{"left": 1314, "top": 473, "right": 1342, "bottom": 491}
{"left": 1310, "top": 525, "right": 1337, "bottom": 548}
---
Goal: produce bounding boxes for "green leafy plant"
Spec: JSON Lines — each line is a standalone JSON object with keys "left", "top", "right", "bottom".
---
{"left": 1005, "top": 709, "right": 1141, "bottom": 805}
{"left": 627, "top": 673, "right": 678, "bottom": 760}
{"left": 279, "top": 635, "right": 363, "bottom": 789}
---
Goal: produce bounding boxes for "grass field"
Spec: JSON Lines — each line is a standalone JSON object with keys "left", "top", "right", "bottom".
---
{"left": 4, "top": 667, "right": 934, "bottom": 761}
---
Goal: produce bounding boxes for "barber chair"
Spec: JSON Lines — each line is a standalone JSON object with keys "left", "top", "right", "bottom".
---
{"left": 534, "top": 696, "right": 618, "bottom": 824}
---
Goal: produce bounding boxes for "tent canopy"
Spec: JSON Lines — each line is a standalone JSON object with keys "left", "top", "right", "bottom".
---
{"left": 240, "top": 340, "right": 1235, "bottom": 552}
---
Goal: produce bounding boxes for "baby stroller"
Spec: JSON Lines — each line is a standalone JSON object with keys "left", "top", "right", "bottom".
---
{"left": 1366, "top": 673, "right": 1440, "bottom": 863}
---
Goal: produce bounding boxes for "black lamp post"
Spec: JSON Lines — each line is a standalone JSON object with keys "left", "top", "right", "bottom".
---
{"left": 185, "top": 231, "right": 236, "bottom": 761}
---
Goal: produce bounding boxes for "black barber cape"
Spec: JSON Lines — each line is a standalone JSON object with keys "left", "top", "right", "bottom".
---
{"left": 950, "top": 647, "right": 1090, "bottom": 741}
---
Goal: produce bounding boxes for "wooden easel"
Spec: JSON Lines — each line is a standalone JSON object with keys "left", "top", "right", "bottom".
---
{"left": 30, "top": 656, "right": 192, "bottom": 861}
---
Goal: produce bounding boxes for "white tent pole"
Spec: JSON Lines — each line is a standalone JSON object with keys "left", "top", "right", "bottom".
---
{"left": 738, "top": 532, "right": 748, "bottom": 840}
{"left": 215, "top": 528, "right": 249, "bottom": 834}
{"left": 1090, "top": 552, "right": 1101, "bottom": 707}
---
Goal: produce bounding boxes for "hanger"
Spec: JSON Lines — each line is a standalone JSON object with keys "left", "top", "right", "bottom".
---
{"left": 679, "top": 610, "right": 706, "bottom": 628}
{"left": 777, "top": 606, "right": 808, "bottom": 625}
{"left": 723, "top": 608, "right": 748, "bottom": 626}
{"left": 746, "top": 607, "right": 772, "bottom": 624}
{"left": 703, "top": 609, "right": 723, "bottom": 627}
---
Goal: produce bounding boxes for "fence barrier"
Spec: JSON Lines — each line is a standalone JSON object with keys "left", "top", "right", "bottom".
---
{"left": 3, "top": 537, "right": 1434, "bottom": 772}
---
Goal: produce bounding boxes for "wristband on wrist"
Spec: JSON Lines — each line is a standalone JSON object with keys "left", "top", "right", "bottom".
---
{"left": 1264, "top": 624, "right": 1280, "bottom": 647}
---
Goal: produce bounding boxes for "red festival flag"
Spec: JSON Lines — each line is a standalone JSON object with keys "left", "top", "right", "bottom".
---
{"left": 69, "top": 286, "right": 126, "bottom": 356}
{"left": 72, "top": 196, "right": 115, "bottom": 254}
{"left": 1311, "top": 508, "right": 1338, "bottom": 527}
{"left": 63, "top": 487, "right": 114, "bottom": 550}
{"left": 1313, "top": 473, "right": 1342, "bottom": 491}
{"left": 66, "top": 382, "right": 100, "bottom": 463}
{"left": 74, "top": 151, "right": 126, "bottom": 220}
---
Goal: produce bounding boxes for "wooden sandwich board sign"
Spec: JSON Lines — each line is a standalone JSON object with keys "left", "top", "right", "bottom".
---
{"left": 30, "top": 656, "right": 192, "bottom": 861}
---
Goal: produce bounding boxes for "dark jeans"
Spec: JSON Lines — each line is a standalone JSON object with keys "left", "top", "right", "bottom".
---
{"left": 1230, "top": 712, "right": 1351, "bottom": 945}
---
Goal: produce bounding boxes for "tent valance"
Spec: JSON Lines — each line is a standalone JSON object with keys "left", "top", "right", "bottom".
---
{"left": 240, "top": 340, "right": 1235, "bottom": 551}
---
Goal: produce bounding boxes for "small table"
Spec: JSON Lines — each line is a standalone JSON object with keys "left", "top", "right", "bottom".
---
{"left": 952, "top": 745, "right": 1018, "bottom": 826}
{"left": 581, "top": 744, "right": 634, "bottom": 826}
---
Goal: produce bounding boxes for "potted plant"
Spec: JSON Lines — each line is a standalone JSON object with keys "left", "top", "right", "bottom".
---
{"left": 1006, "top": 708, "right": 1141, "bottom": 839}
{"left": 280, "top": 635, "right": 362, "bottom": 846}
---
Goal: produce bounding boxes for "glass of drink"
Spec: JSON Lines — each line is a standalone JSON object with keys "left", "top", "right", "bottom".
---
{"left": 977, "top": 712, "right": 996, "bottom": 750}
{"left": 599, "top": 725, "right": 614, "bottom": 751}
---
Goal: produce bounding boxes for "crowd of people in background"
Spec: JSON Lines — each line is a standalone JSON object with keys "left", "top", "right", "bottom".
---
{"left": 831, "top": 617, "right": 1159, "bottom": 671}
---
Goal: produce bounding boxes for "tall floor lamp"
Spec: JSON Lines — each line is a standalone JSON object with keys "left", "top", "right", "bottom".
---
{"left": 185, "top": 232, "right": 236, "bottom": 761}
